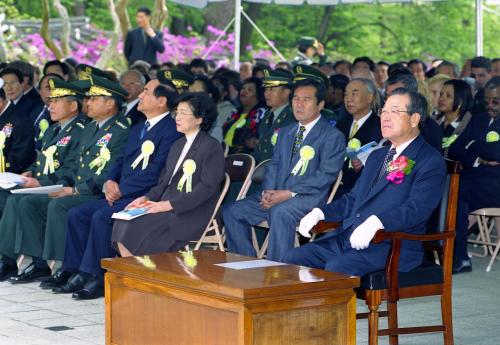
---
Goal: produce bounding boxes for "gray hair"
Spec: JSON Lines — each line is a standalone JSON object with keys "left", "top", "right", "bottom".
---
{"left": 349, "top": 77, "right": 381, "bottom": 114}
{"left": 120, "top": 69, "right": 146, "bottom": 86}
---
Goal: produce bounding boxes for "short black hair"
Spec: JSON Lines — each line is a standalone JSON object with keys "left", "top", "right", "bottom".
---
{"left": 353, "top": 56, "right": 376, "bottom": 72}
{"left": 137, "top": 7, "right": 151, "bottom": 16}
{"left": 485, "top": 76, "right": 500, "bottom": 90}
{"left": 39, "top": 73, "right": 64, "bottom": 86}
{"left": 492, "top": 58, "right": 500, "bottom": 64}
{"left": 377, "top": 60, "right": 390, "bottom": 67}
{"left": 176, "top": 92, "right": 218, "bottom": 132}
{"left": 291, "top": 79, "right": 326, "bottom": 104}
{"left": 390, "top": 88, "right": 428, "bottom": 129}
{"left": 0, "top": 67, "right": 24, "bottom": 83}
{"left": 189, "top": 58, "right": 208, "bottom": 73}
{"left": 43, "top": 60, "right": 69, "bottom": 76}
{"left": 192, "top": 75, "right": 219, "bottom": 101}
{"left": 442, "top": 79, "right": 473, "bottom": 120}
{"left": 388, "top": 63, "right": 411, "bottom": 78}
{"left": 408, "top": 59, "right": 427, "bottom": 71}
{"left": 153, "top": 84, "right": 178, "bottom": 110}
{"left": 471, "top": 56, "right": 491, "bottom": 72}
{"left": 329, "top": 74, "right": 349, "bottom": 92}
{"left": 437, "top": 60, "right": 459, "bottom": 77}
{"left": 387, "top": 72, "right": 418, "bottom": 92}
{"left": 7, "top": 60, "right": 34, "bottom": 85}
{"left": 333, "top": 60, "right": 352, "bottom": 71}
{"left": 242, "top": 77, "right": 265, "bottom": 108}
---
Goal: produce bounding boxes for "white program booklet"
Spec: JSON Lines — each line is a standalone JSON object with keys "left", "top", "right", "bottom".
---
{"left": 10, "top": 185, "right": 64, "bottom": 195}
{"left": 0, "top": 172, "right": 24, "bottom": 189}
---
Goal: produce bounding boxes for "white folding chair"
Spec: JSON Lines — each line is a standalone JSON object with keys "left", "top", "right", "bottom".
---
{"left": 193, "top": 174, "right": 231, "bottom": 251}
{"left": 468, "top": 208, "right": 500, "bottom": 272}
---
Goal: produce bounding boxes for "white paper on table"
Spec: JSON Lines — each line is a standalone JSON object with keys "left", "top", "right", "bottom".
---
{"left": 10, "top": 185, "right": 64, "bottom": 194}
{"left": 0, "top": 172, "right": 24, "bottom": 184}
{"left": 215, "top": 259, "right": 288, "bottom": 270}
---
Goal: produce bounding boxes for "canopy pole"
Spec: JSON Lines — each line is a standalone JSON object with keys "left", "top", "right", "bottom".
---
{"left": 240, "top": 9, "right": 286, "bottom": 62}
{"left": 234, "top": 0, "right": 242, "bottom": 70}
{"left": 476, "top": 0, "right": 483, "bottom": 56}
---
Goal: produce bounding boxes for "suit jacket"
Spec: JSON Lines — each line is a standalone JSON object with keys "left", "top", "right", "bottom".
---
{"left": 321, "top": 135, "right": 446, "bottom": 272}
{"left": 254, "top": 105, "right": 296, "bottom": 163}
{"left": 421, "top": 117, "right": 443, "bottom": 153}
{"left": 0, "top": 101, "right": 36, "bottom": 173}
{"left": 26, "top": 116, "right": 86, "bottom": 186}
{"left": 24, "top": 87, "right": 43, "bottom": 110}
{"left": 124, "top": 28, "right": 165, "bottom": 65}
{"left": 70, "top": 114, "right": 130, "bottom": 195}
{"left": 448, "top": 113, "right": 500, "bottom": 179}
{"left": 107, "top": 114, "right": 181, "bottom": 199}
{"left": 336, "top": 113, "right": 382, "bottom": 191}
{"left": 124, "top": 103, "right": 146, "bottom": 126}
{"left": 29, "top": 105, "right": 54, "bottom": 150}
{"left": 145, "top": 131, "right": 225, "bottom": 241}
{"left": 263, "top": 117, "right": 345, "bottom": 209}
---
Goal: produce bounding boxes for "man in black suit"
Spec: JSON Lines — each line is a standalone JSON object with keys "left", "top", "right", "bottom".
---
{"left": 336, "top": 78, "right": 382, "bottom": 196}
{"left": 119, "top": 70, "right": 146, "bottom": 125}
{"left": 7, "top": 60, "right": 43, "bottom": 110}
{"left": 0, "top": 68, "right": 36, "bottom": 173}
{"left": 124, "top": 7, "right": 165, "bottom": 66}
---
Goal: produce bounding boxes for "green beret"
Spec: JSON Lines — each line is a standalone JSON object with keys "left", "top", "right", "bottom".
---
{"left": 87, "top": 75, "right": 128, "bottom": 100}
{"left": 48, "top": 78, "right": 86, "bottom": 99}
{"left": 76, "top": 64, "right": 112, "bottom": 81}
{"left": 298, "top": 36, "right": 319, "bottom": 49}
{"left": 158, "top": 68, "right": 194, "bottom": 89}
{"left": 293, "top": 64, "right": 329, "bottom": 86}
{"left": 263, "top": 68, "right": 294, "bottom": 88}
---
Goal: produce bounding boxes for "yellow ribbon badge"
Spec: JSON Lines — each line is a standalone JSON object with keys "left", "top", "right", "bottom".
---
{"left": 42, "top": 145, "right": 57, "bottom": 174}
{"left": 291, "top": 145, "right": 315, "bottom": 176}
{"left": 179, "top": 249, "right": 198, "bottom": 269}
{"left": 89, "top": 146, "right": 111, "bottom": 175}
{"left": 38, "top": 119, "right": 49, "bottom": 140}
{"left": 131, "top": 140, "right": 155, "bottom": 170}
{"left": 0, "top": 132, "right": 6, "bottom": 173}
{"left": 486, "top": 131, "right": 499, "bottom": 143}
{"left": 135, "top": 255, "right": 157, "bottom": 270}
{"left": 271, "top": 130, "right": 279, "bottom": 146}
{"left": 177, "top": 159, "right": 196, "bottom": 193}
{"left": 442, "top": 134, "right": 459, "bottom": 148}
{"left": 347, "top": 138, "right": 361, "bottom": 150}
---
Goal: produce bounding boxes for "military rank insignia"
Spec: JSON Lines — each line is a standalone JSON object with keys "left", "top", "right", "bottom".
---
{"left": 96, "top": 133, "right": 112, "bottom": 146}
{"left": 56, "top": 136, "right": 72, "bottom": 147}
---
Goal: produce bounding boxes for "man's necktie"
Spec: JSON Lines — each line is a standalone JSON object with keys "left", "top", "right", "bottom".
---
{"left": 378, "top": 147, "right": 397, "bottom": 180}
{"left": 349, "top": 120, "right": 359, "bottom": 139}
{"left": 267, "top": 111, "right": 275, "bottom": 128}
{"left": 140, "top": 121, "right": 150, "bottom": 140}
{"left": 292, "top": 125, "right": 306, "bottom": 154}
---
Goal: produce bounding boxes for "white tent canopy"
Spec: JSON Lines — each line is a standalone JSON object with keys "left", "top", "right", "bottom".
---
{"left": 170, "top": 0, "right": 488, "bottom": 68}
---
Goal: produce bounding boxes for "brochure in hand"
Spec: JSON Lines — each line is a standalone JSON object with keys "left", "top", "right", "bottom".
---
{"left": 112, "top": 201, "right": 154, "bottom": 221}
{"left": 345, "top": 141, "right": 378, "bottom": 160}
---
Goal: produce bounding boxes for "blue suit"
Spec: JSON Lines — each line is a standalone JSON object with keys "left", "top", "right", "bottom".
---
{"left": 63, "top": 114, "right": 181, "bottom": 276}
{"left": 223, "top": 117, "right": 345, "bottom": 261}
{"left": 447, "top": 114, "right": 500, "bottom": 263}
{"left": 284, "top": 135, "right": 446, "bottom": 276}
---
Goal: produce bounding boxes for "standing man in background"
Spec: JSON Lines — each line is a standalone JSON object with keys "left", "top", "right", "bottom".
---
{"left": 124, "top": 7, "right": 165, "bottom": 66}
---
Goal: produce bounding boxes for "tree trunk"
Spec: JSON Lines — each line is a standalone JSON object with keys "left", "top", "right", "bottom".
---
{"left": 317, "top": 6, "right": 335, "bottom": 43}
{"left": 73, "top": 1, "right": 85, "bottom": 17}
{"left": 240, "top": 3, "right": 261, "bottom": 56}
{"left": 115, "top": 0, "right": 130, "bottom": 41}
{"left": 53, "top": 0, "right": 71, "bottom": 57}
{"left": 40, "top": 0, "right": 63, "bottom": 60}
{"left": 151, "top": 0, "right": 168, "bottom": 30}
{"left": 96, "top": 0, "right": 120, "bottom": 69}
{"left": 203, "top": 1, "right": 235, "bottom": 40}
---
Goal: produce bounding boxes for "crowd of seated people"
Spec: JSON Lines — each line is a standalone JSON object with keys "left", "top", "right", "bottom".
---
{"left": 0, "top": 38, "right": 498, "bottom": 302}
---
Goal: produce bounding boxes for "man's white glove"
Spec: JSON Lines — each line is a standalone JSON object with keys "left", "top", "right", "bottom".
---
{"left": 349, "top": 215, "right": 384, "bottom": 250}
{"left": 298, "top": 208, "right": 325, "bottom": 238}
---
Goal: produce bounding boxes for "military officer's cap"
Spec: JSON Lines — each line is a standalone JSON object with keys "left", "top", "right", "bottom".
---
{"left": 72, "top": 80, "right": 91, "bottom": 94}
{"left": 263, "top": 68, "right": 294, "bottom": 88}
{"left": 48, "top": 78, "right": 86, "bottom": 99}
{"left": 298, "top": 36, "right": 320, "bottom": 49}
{"left": 76, "top": 64, "right": 113, "bottom": 81}
{"left": 293, "top": 64, "right": 329, "bottom": 87}
{"left": 87, "top": 75, "right": 128, "bottom": 101}
{"left": 158, "top": 68, "right": 194, "bottom": 90}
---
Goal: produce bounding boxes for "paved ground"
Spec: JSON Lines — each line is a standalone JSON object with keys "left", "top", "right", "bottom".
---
{"left": 0, "top": 253, "right": 498, "bottom": 345}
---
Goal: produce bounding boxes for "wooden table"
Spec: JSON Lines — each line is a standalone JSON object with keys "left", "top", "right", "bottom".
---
{"left": 102, "top": 250, "right": 360, "bottom": 345}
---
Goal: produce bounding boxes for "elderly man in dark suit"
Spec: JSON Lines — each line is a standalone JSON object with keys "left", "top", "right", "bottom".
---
{"left": 45, "top": 79, "right": 181, "bottom": 299}
{"left": 448, "top": 76, "right": 500, "bottom": 273}
{"left": 284, "top": 88, "right": 446, "bottom": 276}
{"left": 223, "top": 79, "right": 346, "bottom": 262}
{"left": 124, "top": 7, "right": 165, "bottom": 66}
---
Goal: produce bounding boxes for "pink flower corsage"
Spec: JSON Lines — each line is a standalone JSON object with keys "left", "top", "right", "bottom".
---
{"left": 386, "top": 155, "right": 415, "bottom": 185}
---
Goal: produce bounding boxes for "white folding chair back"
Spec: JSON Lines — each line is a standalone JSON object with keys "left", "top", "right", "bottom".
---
{"left": 193, "top": 173, "right": 231, "bottom": 251}
{"left": 469, "top": 208, "right": 500, "bottom": 272}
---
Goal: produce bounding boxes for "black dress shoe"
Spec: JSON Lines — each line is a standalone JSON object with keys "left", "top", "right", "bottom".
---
{"left": 52, "top": 272, "right": 88, "bottom": 293}
{"left": 0, "top": 261, "right": 18, "bottom": 282}
{"left": 9, "top": 263, "right": 52, "bottom": 284}
{"left": 452, "top": 259, "right": 472, "bottom": 274}
{"left": 39, "top": 269, "right": 72, "bottom": 290}
{"left": 72, "top": 277, "right": 104, "bottom": 300}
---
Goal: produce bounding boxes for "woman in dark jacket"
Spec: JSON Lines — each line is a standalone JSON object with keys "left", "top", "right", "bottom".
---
{"left": 112, "top": 92, "right": 225, "bottom": 256}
